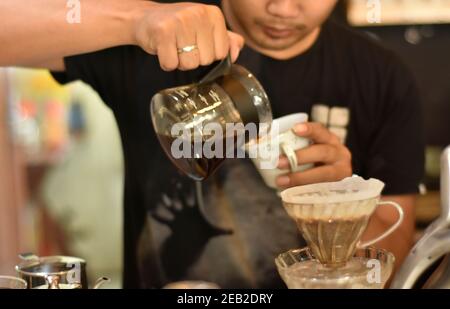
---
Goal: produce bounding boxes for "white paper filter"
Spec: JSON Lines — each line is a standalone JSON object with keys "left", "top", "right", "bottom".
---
{"left": 280, "top": 177, "right": 385, "bottom": 220}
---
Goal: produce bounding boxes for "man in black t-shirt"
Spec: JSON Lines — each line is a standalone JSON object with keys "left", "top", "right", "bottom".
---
{"left": 1, "top": 0, "right": 424, "bottom": 288}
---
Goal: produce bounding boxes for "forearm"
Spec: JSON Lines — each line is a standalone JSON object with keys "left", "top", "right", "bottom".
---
{"left": 362, "top": 195, "right": 416, "bottom": 268}
{"left": 0, "top": 0, "right": 151, "bottom": 66}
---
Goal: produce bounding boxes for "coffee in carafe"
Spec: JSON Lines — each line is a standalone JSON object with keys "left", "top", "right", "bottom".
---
{"left": 151, "top": 57, "right": 272, "bottom": 181}
{"left": 157, "top": 133, "right": 239, "bottom": 180}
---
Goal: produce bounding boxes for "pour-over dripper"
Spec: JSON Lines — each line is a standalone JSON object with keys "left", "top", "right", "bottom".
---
{"left": 280, "top": 177, "right": 404, "bottom": 267}
{"left": 275, "top": 247, "right": 395, "bottom": 289}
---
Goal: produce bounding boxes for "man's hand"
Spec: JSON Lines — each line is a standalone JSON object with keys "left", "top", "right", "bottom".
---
{"left": 0, "top": 1, "right": 244, "bottom": 71}
{"left": 135, "top": 2, "right": 245, "bottom": 71}
{"left": 276, "top": 122, "right": 353, "bottom": 188}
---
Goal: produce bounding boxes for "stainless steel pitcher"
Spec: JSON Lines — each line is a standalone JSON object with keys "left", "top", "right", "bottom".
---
{"left": 15, "top": 253, "right": 110, "bottom": 289}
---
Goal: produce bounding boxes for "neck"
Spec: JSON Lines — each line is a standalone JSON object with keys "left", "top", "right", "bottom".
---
{"left": 221, "top": 0, "right": 321, "bottom": 60}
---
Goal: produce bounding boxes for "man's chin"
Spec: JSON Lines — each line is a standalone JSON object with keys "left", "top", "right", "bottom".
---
{"left": 255, "top": 37, "right": 301, "bottom": 52}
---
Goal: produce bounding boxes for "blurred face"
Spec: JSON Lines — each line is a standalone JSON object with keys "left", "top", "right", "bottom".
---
{"left": 222, "top": 0, "right": 337, "bottom": 59}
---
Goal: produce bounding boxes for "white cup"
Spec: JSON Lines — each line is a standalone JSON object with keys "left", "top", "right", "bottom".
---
{"left": 247, "top": 113, "right": 312, "bottom": 189}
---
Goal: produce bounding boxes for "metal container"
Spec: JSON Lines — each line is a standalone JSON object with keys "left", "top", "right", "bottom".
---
{"left": 15, "top": 253, "right": 109, "bottom": 289}
{"left": 16, "top": 254, "right": 87, "bottom": 289}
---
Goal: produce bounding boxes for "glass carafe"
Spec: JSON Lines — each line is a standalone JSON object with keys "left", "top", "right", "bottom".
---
{"left": 151, "top": 56, "right": 272, "bottom": 181}
{"left": 275, "top": 247, "right": 395, "bottom": 289}
{"left": 0, "top": 276, "right": 27, "bottom": 289}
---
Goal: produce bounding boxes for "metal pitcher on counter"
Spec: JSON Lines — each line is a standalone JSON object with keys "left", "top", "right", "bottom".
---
{"left": 15, "top": 253, "right": 110, "bottom": 289}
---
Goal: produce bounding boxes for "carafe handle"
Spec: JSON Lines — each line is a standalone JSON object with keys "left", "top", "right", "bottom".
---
{"left": 199, "top": 54, "right": 232, "bottom": 84}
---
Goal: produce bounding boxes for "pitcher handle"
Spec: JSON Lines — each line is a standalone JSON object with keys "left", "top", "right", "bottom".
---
{"left": 199, "top": 54, "right": 232, "bottom": 84}
{"left": 92, "top": 277, "right": 111, "bottom": 289}
{"left": 358, "top": 201, "right": 404, "bottom": 248}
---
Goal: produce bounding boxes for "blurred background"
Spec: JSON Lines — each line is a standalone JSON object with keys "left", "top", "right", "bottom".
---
{"left": 0, "top": 69, "right": 123, "bottom": 287}
{"left": 0, "top": 0, "right": 449, "bottom": 288}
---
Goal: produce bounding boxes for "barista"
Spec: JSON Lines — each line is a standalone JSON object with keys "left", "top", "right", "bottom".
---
{"left": 0, "top": 0, "right": 424, "bottom": 288}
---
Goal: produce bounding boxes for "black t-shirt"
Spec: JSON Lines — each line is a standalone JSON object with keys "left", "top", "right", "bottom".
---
{"left": 52, "top": 19, "right": 424, "bottom": 288}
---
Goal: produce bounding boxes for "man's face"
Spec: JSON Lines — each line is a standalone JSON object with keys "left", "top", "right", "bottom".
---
{"left": 223, "top": 0, "right": 337, "bottom": 54}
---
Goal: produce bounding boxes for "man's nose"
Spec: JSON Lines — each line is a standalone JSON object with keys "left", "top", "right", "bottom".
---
{"left": 267, "top": 0, "right": 301, "bottom": 18}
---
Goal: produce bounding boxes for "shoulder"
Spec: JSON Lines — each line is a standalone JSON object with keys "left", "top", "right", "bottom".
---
{"left": 323, "top": 21, "right": 392, "bottom": 58}
{"left": 323, "top": 21, "right": 416, "bottom": 94}
{"left": 323, "top": 21, "right": 408, "bottom": 75}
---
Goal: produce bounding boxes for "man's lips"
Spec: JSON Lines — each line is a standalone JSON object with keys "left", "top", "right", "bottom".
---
{"left": 262, "top": 25, "right": 296, "bottom": 38}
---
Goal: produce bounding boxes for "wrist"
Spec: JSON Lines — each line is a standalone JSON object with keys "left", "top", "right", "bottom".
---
{"left": 124, "top": 1, "right": 158, "bottom": 46}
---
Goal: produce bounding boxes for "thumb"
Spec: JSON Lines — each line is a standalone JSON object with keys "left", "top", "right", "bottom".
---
{"left": 227, "top": 31, "right": 245, "bottom": 62}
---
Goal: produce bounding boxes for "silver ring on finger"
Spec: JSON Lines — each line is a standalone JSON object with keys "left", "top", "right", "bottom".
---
{"left": 177, "top": 45, "right": 198, "bottom": 54}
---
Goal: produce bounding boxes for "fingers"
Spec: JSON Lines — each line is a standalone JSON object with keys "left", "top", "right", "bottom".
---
{"left": 196, "top": 14, "right": 215, "bottom": 66}
{"left": 175, "top": 23, "right": 201, "bottom": 71}
{"left": 278, "top": 144, "right": 351, "bottom": 169}
{"left": 157, "top": 32, "right": 179, "bottom": 71}
{"left": 275, "top": 163, "right": 353, "bottom": 188}
{"left": 210, "top": 6, "right": 230, "bottom": 61}
{"left": 293, "top": 122, "right": 341, "bottom": 145}
{"left": 275, "top": 122, "right": 353, "bottom": 187}
{"left": 228, "top": 31, "right": 245, "bottom": 62}
{"left": 140, "top": 3, "right": 244, "bottom": 71}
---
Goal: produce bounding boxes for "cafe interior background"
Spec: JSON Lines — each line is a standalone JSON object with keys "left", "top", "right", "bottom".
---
{"left": 0, "top": 0, "right": 449, "bottom": 288}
